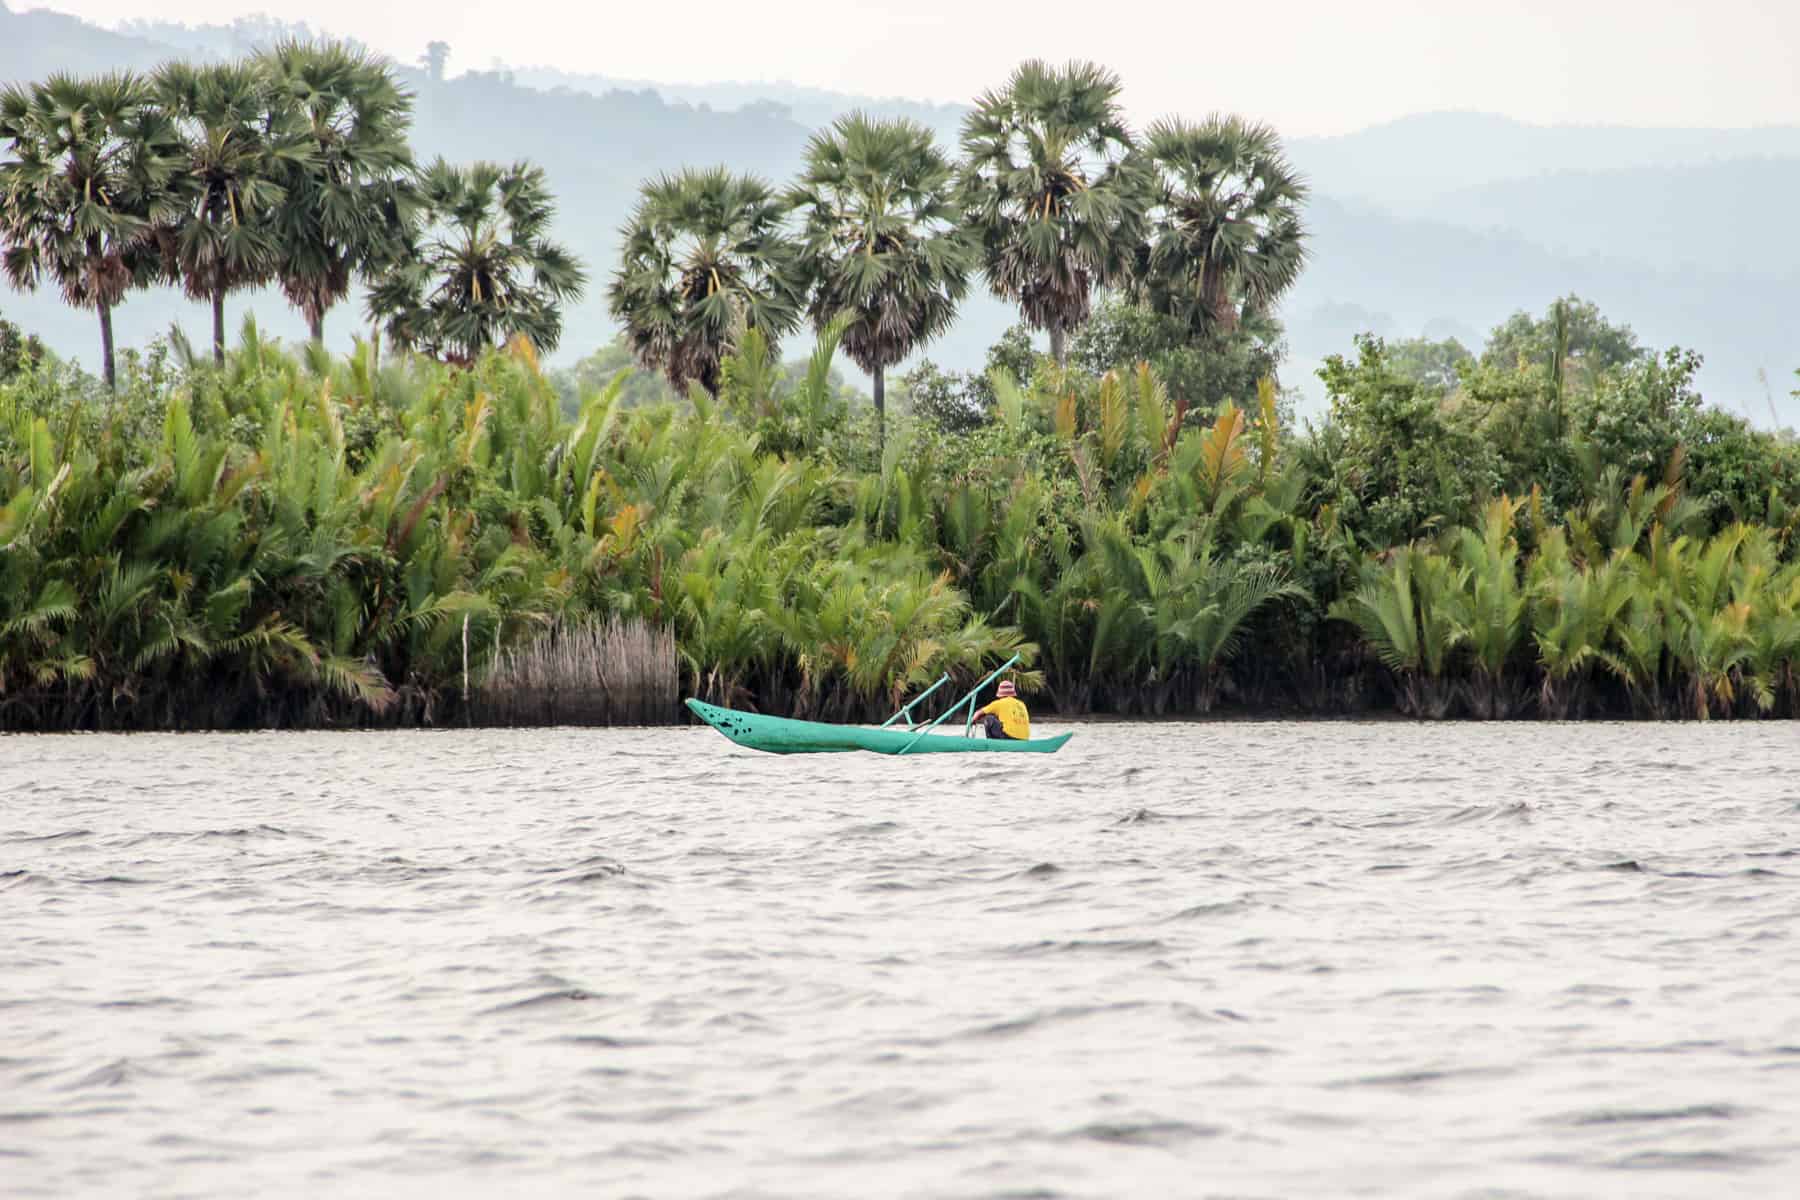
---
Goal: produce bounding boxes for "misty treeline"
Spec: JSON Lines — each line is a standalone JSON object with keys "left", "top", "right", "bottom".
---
{"left": 0, "top": 40, "right": 584, "bottom": 390}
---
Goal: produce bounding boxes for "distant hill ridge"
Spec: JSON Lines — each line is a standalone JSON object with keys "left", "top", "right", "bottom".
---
{"left": 1291, "top": 110, "right": 1800, "bottom": 203}
{"left": 3, "top": 6, "right": 1797, "bottom": 421}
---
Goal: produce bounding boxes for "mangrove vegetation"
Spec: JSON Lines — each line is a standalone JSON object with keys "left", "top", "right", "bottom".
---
{"left": 4, "top": 46, "right": 1800, "bottom": 728}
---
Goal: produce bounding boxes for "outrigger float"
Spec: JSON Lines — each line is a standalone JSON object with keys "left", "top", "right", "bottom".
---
{"left": 685, "top": 655, "right": 1072, "bottom": 756}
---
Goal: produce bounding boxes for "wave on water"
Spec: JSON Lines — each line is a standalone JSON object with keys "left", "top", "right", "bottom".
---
{"left": 952, "top": 1001, "right": 1154, "bottom": 1042}
{"left": 4, "top": 829, "right": 92, "bottom": 843}
{"left": 1163, "top": 899, "right": 1253, "bottom": 921}
{"left": 839, "top": 820, "right": 904, "bottom": 836}
{"left": 1606, "top": 1150, "right": 1767, "bottom": 1170}
{"left": 1436, "top": 802, "right": 1534, "bottom": 825}
{"left": 1328, "top": 1064, "right": 1519, "bottom": 1090}
{"left": 990, "top": 939, "right": 1170, "bottom": 961}
{"left": 1552, "top": 1103, "right": 1744, "bottom": 1126}
{"left": 479, "top": 988, "right": 608, "bottom": 1015}
{"left": 109, "top": 825, "right": 305, "bottom": 849}
{"left": 60, "top": 1059, "right": 147, "bottom": 1091}
{"left": 1108, "top": 807, "right": 1207, "bottom": 826}
{"left": 1058, "top": 1119, "right": 1223, "bottom": 1146}
{"left": 531, "top": 856, "right": 628, "bottom": 886}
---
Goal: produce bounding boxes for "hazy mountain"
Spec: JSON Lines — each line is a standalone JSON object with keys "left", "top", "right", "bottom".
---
{"left": 0, "top": 0, "right": 179, "bottom": 77}
{"left": 1411, "top": 157, "right": 1800, "bottom": 276}
{"left": 113, "top": 15, "right": 353, "bottom": 61}
{"left": 2, "top": 6, "right": 1796, "bottom": 422}
{"left": 1287, "top": 111, "right": 1800, "bottom": 211}
{"left": 507, "top": 65, "right": 969, "bottom": 149}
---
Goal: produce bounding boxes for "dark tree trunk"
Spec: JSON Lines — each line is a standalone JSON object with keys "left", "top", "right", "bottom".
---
{"left": 1049, "top": 319, "right": 1066, "bottom": 366}
{"left": 873, "top": 365, "right": 885, "bottom": 452}
{"left": 309, "top": 311, "right": 324, "bottom": 343}
{"left": 212, "top": 286, "right": 226, "bottom": 364}
{"left": 98, "top": 301, "right": 116, "bottom": 391}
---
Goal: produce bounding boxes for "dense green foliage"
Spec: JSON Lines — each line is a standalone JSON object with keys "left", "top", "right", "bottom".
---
{"left": 0, "top": 326, "right": 1033, "bottom": 729}
{"left": 6, "top": 286, "right": 1799, "bottom": 729}
{"left": 0, "top": 307, "right": 42, "bottom": 378}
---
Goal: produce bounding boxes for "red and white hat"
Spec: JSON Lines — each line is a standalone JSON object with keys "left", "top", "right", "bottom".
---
{"left": 997, "top": 680, "right": 1016, "bottom": 698}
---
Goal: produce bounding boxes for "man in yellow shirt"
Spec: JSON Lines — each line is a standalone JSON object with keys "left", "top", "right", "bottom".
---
{"left": 974, "top": 679, "right": 1030, "bottom": 741}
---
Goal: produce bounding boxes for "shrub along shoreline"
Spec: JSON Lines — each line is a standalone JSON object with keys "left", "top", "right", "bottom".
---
{"left": 3, "top": 310, "right": 1799, "bottom": 732}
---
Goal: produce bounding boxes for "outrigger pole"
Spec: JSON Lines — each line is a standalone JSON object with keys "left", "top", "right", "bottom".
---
{"left": 879, "top": 672, "right": 950, "bottom": 729}
{"left": 895, "top": 653, "right": 1021, "bottom": 755}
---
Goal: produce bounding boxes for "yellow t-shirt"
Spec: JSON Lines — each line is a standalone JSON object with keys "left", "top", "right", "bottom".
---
{"left": 975, "top": 696, "right": 1030, "bottom": 740}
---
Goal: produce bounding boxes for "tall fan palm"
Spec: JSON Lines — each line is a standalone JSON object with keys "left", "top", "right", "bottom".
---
{"left": 0, "top": 72, "right": 182, "bottom": 389}
{"left": 789, "top": 113, "right": 974, "bottom": 439}
{"left": 1137, "top": 115, "right": 1308, "bottom": 335}
{"left": 957, "top": 59, "right": 1149, "bottom": 364}
{"left": 609, "top": 166, "right": 803, "bottom": 396}
{"left": 366, "top": 159, "right": 586, "bottom": 363}
{"left": 156, "top": 59, "right": 307, "bottom": 363}
{"left": 261, "top": 39, "right": 416, "bottom": 343}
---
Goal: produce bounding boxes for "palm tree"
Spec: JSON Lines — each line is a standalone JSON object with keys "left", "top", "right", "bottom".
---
{"left": 1131, "top": 531, "right": 1307, "bottom": 712}
{"left": 366, "top": 158, "right": 586, "bottom": 364}
{"left": 1331, "top": 547, "right": 1468, "bottom": 718}
{"left": 957, "top": 59, "right": 1149, "bottom": 365}
{"left": 1450, "top": 497, "right": 1527, "bottom": 717}
{"left": 609, "top": 166, "right": 804, "bottom": 396}
{"left": 261, "top": 39, "right": 416, "bottom": 343}
{"left": 789, "top": 113, "right": 974, "bottom": 440}
{"left": 0, "top": 72, "right": 182, "bottom": 389}
{"left": 1135, "top": 115, "right": 1308, "bottom": 335}
{"left": 156, "top": 59, "right": 306, "bottom": 363}
{"left": 1527, "top": 530, "right": 1633, "bottom": 718}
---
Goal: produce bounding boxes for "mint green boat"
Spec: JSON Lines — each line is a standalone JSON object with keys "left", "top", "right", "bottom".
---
{"left": 685, "top": 698, "right": 1071, "bottom": 755}
{"left": 685, "top": 655, "right": 1072, "bottom": 756}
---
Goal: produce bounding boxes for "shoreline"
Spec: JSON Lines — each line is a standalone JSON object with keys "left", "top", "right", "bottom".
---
{"left": 3, "top": 705, "right": 1788, "bottom": 735}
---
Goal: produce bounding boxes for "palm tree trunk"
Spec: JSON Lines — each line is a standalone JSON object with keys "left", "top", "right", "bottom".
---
{"left": 212, "top": 285, "right": 226, "bottom": 365}
{"left": 309, "top": 311, "right": 324, "bottom": 343}
{"left": 1049, "top": 319, "right": 1066, "bottom": 366}
{"left": 873, "top": 365, "right": 885, "bottom": 452}
{"left": 98, "top": 301, "right": 116, "bottom": 391}
{"left": 1203, "top": 263, "right": 1238, "bottom": 333}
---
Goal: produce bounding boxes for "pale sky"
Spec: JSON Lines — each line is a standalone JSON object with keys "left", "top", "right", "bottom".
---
{"left": 20, "top": 0, "right": 1800, "bottom": 135}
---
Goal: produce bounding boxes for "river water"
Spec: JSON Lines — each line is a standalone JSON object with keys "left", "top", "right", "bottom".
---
{"left": 4, "top": 721, "right": 1797, "bottom": 1198}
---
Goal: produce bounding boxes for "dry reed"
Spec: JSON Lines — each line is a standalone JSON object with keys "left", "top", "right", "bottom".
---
{"left": 469, "top": 617, "right": 678, "bottom": 726}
